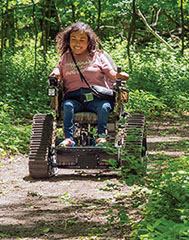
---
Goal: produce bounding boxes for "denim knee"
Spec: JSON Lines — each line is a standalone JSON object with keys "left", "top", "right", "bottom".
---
{"left": 102, "top": 102, "right": 112, "bottom": 112}
{"left": 63, "top": 100, "right": 74, "bottom": 112}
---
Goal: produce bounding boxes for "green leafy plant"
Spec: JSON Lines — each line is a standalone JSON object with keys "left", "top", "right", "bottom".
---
{"left": 126, "top": 90, "right": 167, "bottom": 117}
{"left": 131, "top": 155, "right": 189, "bottom": 239}
{"left": 0, "top": 102, "right": 31, "bottom": 154}
{"left": 105, "top": 39, "right": 189, "bottom": 116}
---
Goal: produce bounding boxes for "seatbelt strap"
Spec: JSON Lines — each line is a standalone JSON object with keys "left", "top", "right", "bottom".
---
{"left": 70, "top": 49, "right": 91, "bottom": 89}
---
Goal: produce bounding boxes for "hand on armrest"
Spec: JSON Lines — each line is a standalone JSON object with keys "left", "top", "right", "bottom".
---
{"left": 49, "top": 68, "right": 62, "bottom": 82}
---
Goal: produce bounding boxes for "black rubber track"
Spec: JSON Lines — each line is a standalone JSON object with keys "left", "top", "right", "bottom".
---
{"left": 120, "top": 114, "right": 147, "bottom": 174}
{"left": 29, "top": 114, "right": 54, "bottom": 178}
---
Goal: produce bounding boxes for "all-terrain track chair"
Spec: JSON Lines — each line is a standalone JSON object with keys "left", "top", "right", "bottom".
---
{"left": 28, "top": 53, "right": 147, "bottom": 178}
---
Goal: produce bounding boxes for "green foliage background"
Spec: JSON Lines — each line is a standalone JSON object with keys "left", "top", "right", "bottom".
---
{"left": 0, "top": 0, "right": 188, "bottom": 239}
{"left": 1, "top": 39, "right": 188, "bottom": 153}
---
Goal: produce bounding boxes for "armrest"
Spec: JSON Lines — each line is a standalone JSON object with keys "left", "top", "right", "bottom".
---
{"left": 114, "top": 80, "right": 129, "bottom": 116}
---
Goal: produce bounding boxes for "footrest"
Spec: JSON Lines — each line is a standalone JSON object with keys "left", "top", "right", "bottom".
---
{"left": 56, "top": 146, "right": 117, "bottom": 169}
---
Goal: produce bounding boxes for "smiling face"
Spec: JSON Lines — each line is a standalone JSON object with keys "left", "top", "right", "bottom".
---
{"left": 70, "top": 31, "right": 89, "bottom": 55}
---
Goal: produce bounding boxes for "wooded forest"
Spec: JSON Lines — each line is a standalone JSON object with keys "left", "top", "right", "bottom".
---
{"left": 0, "top": 0, "right": 189, "bottom": 239}
{"left": 1, "top": 0, "right": 188, "bottom": 147}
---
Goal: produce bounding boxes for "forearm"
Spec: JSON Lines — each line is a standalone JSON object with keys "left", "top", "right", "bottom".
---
{"left": 50, "top": 67, "right": 60, "bottom": 76}
{"left": 106, "top": 69, "right": 129, "bottom": 81}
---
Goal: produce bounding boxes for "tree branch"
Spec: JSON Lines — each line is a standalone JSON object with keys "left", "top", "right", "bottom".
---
{"left": 151, "top": 8, "right": 161, "bottom": 27}
{"left": 99, "top": 25, "right": 119, "bottom": 30}
{"left": 138, "top": 9, "right": 175, "bottom": 51}
{"left": 161, "top": 9, "right": 180, "bottom": 28}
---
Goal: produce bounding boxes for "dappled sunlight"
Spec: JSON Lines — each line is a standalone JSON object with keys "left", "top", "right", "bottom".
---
{"left": 147, "top": 119, "right": 189, "bottom": 158}
{"left": 0, "top": 119, "right": 188, "bottom": 239}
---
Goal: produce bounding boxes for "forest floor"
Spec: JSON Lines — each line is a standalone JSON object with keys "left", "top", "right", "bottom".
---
{"left": 0, "top": 117, "right": 188, "bottom": 240}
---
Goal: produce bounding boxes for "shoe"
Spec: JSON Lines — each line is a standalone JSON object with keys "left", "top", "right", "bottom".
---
{"left": 96, "top": 138, "right": 107, "bottom": 146}
{"left": 59, "top": 138, "right": 75, "bottom": 147}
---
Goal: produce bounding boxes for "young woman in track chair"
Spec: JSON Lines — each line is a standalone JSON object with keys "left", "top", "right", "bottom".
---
{"left": 50, "top": 21, "right": 129, "bottom": 146}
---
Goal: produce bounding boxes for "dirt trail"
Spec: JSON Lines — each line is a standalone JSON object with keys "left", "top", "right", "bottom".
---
{"left": 0, "top": 155, "right": 133, "bottom": 240}
{"left": 0, "top": 119, "right": 188, "bottom": 240}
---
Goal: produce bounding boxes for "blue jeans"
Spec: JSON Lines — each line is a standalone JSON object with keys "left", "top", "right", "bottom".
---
{"left": 63, "top": 88, "right": 114, "bottom": 140}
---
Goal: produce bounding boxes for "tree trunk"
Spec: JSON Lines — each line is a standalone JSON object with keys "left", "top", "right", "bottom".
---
{"left": 40, "top": 0, "right": 60, "bottom": 53}
{"left": 127, "top": 0, "right": 136, "bottom": 71}
{"left": 71, "top": 0, "right": 76, "bottom": 22}
{"left": 0, "top": 8, "right": 5, "bottom": 61}
{"left": 41, "top": 0, "right": 48, "bottom": 52}
{"left": 1, "top": 0, "right": 15, "bottom": 54}
{"left": 31, "top": 0, "right": 38, "bottom": 72}
{"left": 97, "top": 0, "right": 101, "bottom": 34}
{"left": 180, "top": 0, "right": 185, "bottom": 55}
{"left": 8, "top": 8, "right": 15, "bottom": 50}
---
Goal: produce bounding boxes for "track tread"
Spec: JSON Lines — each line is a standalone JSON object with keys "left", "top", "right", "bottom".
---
{"left": 29, "top": 114, "right": 54, "bottom": 178}
{"left": 120, "top": 113, "right": 147, "bottom": 172}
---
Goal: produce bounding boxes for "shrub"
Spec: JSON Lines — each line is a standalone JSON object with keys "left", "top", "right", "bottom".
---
{"left": 104, "top": 40, "right": 189, "bottom": 114}
{"left": 125, "top": 90, "right": 167, "bottom": 117}
{"left": 0, "top": 43, "right": 58, "bottom": 119}
{"left": 131, "top": 155, "right": 189, "bottom": 239}
{"left": 0, "top": 102, "right": 31, "bottom": 154}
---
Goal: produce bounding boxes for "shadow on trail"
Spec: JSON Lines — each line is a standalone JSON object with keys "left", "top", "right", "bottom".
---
{"left": 0, "top": 196, "right": 126, "bottom": 240}
{"left": 23, "top": 169, "right": 119, "bottom": 182}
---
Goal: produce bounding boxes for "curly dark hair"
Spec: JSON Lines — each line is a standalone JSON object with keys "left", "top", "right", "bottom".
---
{"left": 55, "top": 22, "right": 101, "bottom": 55}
